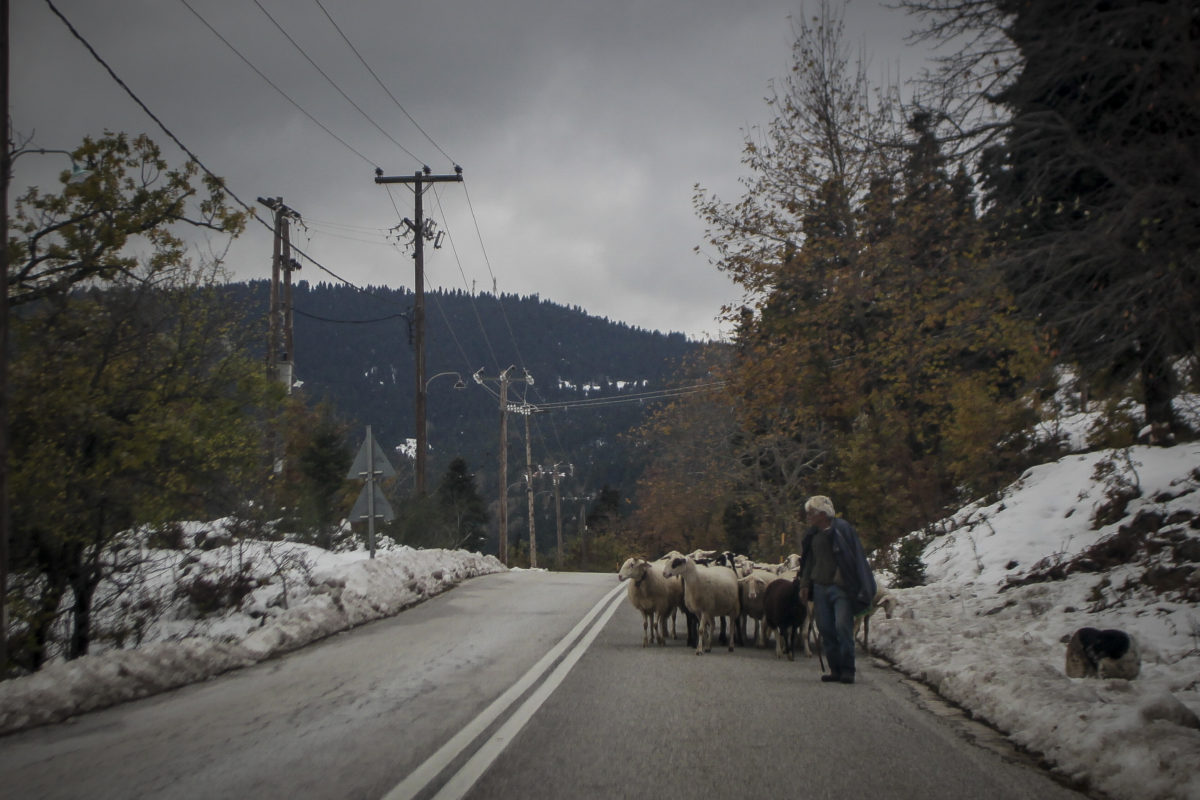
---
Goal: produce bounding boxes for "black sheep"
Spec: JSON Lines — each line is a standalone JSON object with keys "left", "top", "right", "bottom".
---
{"left": 763, "top": 577, "right": 807, "bottom": 661}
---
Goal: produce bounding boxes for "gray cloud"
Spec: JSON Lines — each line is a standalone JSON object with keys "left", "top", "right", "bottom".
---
{"left": 11, "top": 0, "right": 925, "bottom": 341}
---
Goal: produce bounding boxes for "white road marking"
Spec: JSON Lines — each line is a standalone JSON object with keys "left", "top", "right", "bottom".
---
{"left": 383, "top": 581, "right": 625, "bottom": 800}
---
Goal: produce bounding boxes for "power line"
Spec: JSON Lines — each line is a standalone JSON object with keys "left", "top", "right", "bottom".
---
{"left": 177, "top": 0, "right": 379, "bottom": 170}
{"left": 42, "top": 0, "right": 268, "bottom": 231}
{"left": 461, "top": 179, "right": 529, "bottom": 371}
{"left": 303, "top": 217, "right": 392, "bottom": 234}
{"left": 294, "top": 308, "right": 408, "bottom": 325}
{"left": 250, "top": 0, "right": 425, "bottom": 165}
{"left": 533, "top": 382, "right": 729, "bottom": 412}
{"left": 314, "top": 0, "right": 457, "bottom": 168}
{"left": 43, "top": 0, "right": 403, "bottom": 309}
{"left": 429, "top": 186, "right": 503, "bottom": 373}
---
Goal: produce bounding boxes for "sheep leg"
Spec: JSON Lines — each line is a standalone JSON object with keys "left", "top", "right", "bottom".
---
{"left": 642, "top": 610, "right": 651, "bottom": 647}
{"left": 656, "top": 611, "right": 668, "bottom": 646}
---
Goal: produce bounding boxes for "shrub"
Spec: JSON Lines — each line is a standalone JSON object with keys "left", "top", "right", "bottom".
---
{"left": 893, "top": 537, "right": 929, "bottom": 589}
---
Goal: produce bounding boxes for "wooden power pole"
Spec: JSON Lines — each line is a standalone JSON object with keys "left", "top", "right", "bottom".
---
{"left": 473, "top": 366, "right": 532, "bottom": 566}
{"left": 373, "top": 166, "right": 462, "bottom": 495}
{"left": 257, "top": 196, "right": 301, "bottom": 392}
{"left": 523, "top": 407, "right": 536, "bottom": 568}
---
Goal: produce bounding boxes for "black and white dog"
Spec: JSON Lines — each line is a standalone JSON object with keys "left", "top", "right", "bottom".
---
{"left": 1065, "top": 627, "right": 1140, "bottom": 680}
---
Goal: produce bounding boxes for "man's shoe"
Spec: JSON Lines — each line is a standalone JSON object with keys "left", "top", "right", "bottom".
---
{"left": 820, "top": 673, "right": 841, "bottom": 683}
{"left": 839, "top": 673, "right": 855, "bottom": 684}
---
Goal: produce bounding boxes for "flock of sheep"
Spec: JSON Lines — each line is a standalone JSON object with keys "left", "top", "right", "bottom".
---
{"left": 617, "top": 550, "right": 896, "bottom": 661}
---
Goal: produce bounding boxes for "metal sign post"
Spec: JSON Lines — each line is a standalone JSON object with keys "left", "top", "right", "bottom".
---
{"left": 347, "top": 425, "right": 397, "bottom": 558}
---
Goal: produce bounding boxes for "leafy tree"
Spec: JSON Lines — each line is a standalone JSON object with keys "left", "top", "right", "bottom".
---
{"left": 692, "top": 2, "right": 901, "bottom": 546}
{"left": 585, "top": 485, "right": 622, "bottom": 530}
{"left": 696, "top": 3, "right": 1047, "bottom": 550}
{"left": 5, "top": 133, "right": 273, "bottom": 670}
{"left": 721, "top": 501, "right": 758, "bottom": 557}
{"left": 8, "top": 133, "right": 244, "bottom": 308}
{"left": 826, "top": 113, "right": 1047, "bottom": 542}
{"left": 624, "top": 351, "right": 740, "bottom": 557}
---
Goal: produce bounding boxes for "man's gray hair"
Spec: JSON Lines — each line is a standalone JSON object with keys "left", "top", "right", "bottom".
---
{"left": 805, "top": 495, "right": 836, "bottom": 517}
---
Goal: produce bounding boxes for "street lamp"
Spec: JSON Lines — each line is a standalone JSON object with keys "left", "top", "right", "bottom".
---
{"left": 11, "top": 147, "right": 93, "bottom": 183}
{"left": 425, "top": 371, "right": 466, "bottom": 391}
{"left": 414, "top": 371, "right": 466, "bottom": 494}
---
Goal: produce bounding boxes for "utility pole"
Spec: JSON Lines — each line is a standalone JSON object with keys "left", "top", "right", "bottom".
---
{"left": 523, "top": 407, "right": 536, "bottom": 568}
{"left": 473, "top": 366, "right": 532, "bottom": 565}
{"left": 282, "top": 226, "right": 299, "bottom": 389}
{"left": 498, "top": 369, "right": 510, "bottom": 564}
{"left": 551, "top": 464, "right": 570, "bottom": 570}
{"left": 373, "top": 165, "right": 462, "bottom": 495}
{"left": 578, "top": 502, "right": 588, "bottom": 571}
{"left": 257, "top": 196, "right": 301, "bottom": 392}
{"left": 1, "top": 0, "right": 10, "bottom": 671}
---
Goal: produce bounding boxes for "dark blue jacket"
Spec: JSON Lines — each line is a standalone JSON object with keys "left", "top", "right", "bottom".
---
{"left": 800, "top": 517, "right": 877, "bottom": 616}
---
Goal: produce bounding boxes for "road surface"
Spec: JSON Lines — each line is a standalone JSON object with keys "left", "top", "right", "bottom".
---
{"left": 0, "top": 570, "right": 1087, "bottom": 799}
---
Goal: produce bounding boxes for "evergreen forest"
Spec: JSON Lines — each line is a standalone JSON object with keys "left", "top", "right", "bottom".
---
{"left": 217, "top": 280, "right": 702, "bottom": 563}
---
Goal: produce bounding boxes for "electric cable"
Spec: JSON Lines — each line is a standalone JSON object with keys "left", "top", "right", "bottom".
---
{"left": 430, "top": 186, "right": 502, "bottom": 373}
{"left": 42, "top": 0, "right": 270, "bottom": 234}
{"left": 250, "top": 0, "right": 425, "bottom": 165}
{"left": 294, "top": 308, "right": 408, "bottom": 324}
{"left": 314, "top": 0, "right": 457, "bottom": 168}
{"left": 178, "top": 0, "right": 379, "bottom": 170}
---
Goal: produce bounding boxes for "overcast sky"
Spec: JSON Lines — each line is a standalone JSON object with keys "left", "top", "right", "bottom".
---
{"left": 11, "top": 0, "right": 931, "bottom": 341}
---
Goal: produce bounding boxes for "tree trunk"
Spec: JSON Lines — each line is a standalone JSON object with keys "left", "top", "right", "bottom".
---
{"left": 68, "top": 577, "right": 97, "bottom": 659}
{"left": 1140, "top": 349, "right": 1175, "bottom": 445}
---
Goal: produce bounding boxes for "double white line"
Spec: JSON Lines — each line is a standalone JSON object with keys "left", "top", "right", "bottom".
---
{"left": 383, "top": 581, "right": 626, "bottom": 800}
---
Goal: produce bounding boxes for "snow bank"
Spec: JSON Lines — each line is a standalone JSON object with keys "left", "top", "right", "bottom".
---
{"left": 0, "top": 546, "right": 505, "bottom": 736}
{"left": 871, "top": 444, "right": 1200, "bottom": 800}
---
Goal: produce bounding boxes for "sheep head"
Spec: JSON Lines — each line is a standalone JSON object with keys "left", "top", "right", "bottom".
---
{"left": 662, "top": 556, "right": 689, "bottom": 579}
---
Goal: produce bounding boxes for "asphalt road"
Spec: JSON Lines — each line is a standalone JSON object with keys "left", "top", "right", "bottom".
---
{"left": 0, "top": 570, "right": 1089, "bottom": 800}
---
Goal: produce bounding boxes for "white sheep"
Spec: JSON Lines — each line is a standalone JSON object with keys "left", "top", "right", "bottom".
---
{"left": 662, "top": 555, "right": 741, "bottom": 655}
{"left": 618, "top": 557, "right": 683, "bottom": 646}
{"left": 854, "top": 587, "right": 897, "bottom": 651}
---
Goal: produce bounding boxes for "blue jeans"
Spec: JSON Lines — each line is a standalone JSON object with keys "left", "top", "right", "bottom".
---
{"left": 813, "top": 583, "right": 855, "bottom": 676}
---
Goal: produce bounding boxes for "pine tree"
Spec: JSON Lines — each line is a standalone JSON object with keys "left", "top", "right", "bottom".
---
{"left": 982, "top": 0, "right": 1200, "bottom": 441}
{"left": 435, "top": 458, "right": 489, "bottom": 550}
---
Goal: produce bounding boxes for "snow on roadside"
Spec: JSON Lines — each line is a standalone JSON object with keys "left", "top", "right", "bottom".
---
{"left": 0, "top": 546, "right": 505, "bottom": 736}
{"left": 870, "top": 444, "right": 1200, "bottom": 800}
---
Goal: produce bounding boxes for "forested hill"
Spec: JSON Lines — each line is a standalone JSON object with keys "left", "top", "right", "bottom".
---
{"left": 220, "top": 280, "right": 702, "bottom": 497}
